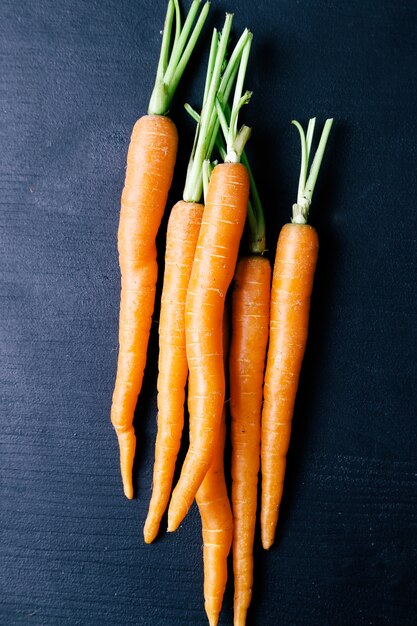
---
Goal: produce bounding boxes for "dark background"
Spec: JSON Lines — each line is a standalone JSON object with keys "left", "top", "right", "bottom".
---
{"left": 1, "top": 0, "right": 417, "bottom": 624}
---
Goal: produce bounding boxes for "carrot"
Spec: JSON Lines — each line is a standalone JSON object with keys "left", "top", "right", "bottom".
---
{"left": 168, "top": 37, "right": 253, "bottom": 531}
{"left": 195, "top": 312, "right": 233, "bottom": 626}
{"left": 110, "top": 0, "right": 209, "bottom": 499}
{"left": 261, "top": 118, "right": 333, "bottom": 549}
{"left": 144, "top": 20, "right": 252, "bottom": 543}
{"left": 229, "top": 159, "right": 270, "bottom": 624}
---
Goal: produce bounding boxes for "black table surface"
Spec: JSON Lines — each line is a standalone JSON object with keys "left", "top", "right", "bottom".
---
{"left": 2, "top": 1, "right": 417, "bottom": 624}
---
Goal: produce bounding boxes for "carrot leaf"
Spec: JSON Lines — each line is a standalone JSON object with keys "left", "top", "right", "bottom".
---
{"left": 148, "top": 0, "right": 210, "bottom": 116}
{"left": 291, "top": 118, "right": 333, "bottom": 223}
{"left": 216, "top": 35, "right": 253, "bottom": 162}
{"left": 183, "top": 14, "right": 233, "bottom": 203}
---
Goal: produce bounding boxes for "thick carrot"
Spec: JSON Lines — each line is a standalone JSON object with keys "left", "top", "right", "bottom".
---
{"left": 230, "top": 256, "right": 270, "bottom": 626}
{"left": 196, "top": 313, "right": 233, "bottom": 626}
{"left": 144, "top": 19, "right": 251, "bottom": 542}
{"left": 167, "top": 35, "right": 253, "bottom": 532}
{"left": 111, "top": 116, "right": 178, "bottom": 499}
{"left": 261, "top": 118, "right": 333, "bottom": 548}
{"left": 110, "top": 0, "right": 209, "bottom": 499}
{"left": 167, "top": 162, "right": 250, "bottom": 531}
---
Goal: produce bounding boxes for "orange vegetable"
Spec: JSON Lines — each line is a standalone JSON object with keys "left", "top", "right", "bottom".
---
{"left": 261, "top": 118, "right": 333, "bottom": 548}
{"left": 230, "top": 255, "right": 270, "bottom": 625}
{"left": 195, "top": 313, "right": 233, "bottom": 626}
{"left": 109, "top": 0, "right": 209, "bottom": 498}
{"left": 111, "top": 115, "right": 178, "bottom": 499}
{"left": 167, "top": 162, "right": 250, "bottom": 531}
{"left": 168, "top": 34, "right": 253, "bottom": 532}
{"left": 144, "top": 200, "right": 203, "bottom": 541}
{"left": 261, "top": 223, "right": 318, "bottom": 548}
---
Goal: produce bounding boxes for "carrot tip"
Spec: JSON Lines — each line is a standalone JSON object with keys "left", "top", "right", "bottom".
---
{"left": 261, "top": 537, "right": 273, "bottom": 550}
{"left": 207, "top": 613, "right": 219, "bottom": 626}
{"left": 143, "top": 519, "right": 158, "bottom": 544}
{"left": 123, "top": 483, "right": 134, "bottom": 500}
{"left": 233, "top": 606, "right": 247, "bottom": 626}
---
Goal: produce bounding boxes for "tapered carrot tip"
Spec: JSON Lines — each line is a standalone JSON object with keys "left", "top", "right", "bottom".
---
{"left": 261, "top": 528, "right": 275, "bottom": 551}
{"left": 167, "top": 497, "right": 185, "bottom": 532}
{"left": 143, "top": 516, "right": 159, "bottom": 544}
{"left": 117, "top": 428, "right": 136, "bottom": 500}
{"left": 234, "top": 605, "right": 248, "bottom": 626}
{"left": 207, "top": 612, "right": 219, "bottom": 626}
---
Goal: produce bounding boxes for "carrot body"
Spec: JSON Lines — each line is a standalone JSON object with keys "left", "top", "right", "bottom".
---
{"left": 261, "top": 222, "right": 319, "bottom": 549}
{"left": 196, "top": 405, "right": 233, "bottom": 626}
{"left": 144, "top": 201, "right": 203, "bottom": 542}
{"left": 168, "top": 162, "right": 250, "bottom": 531}
{"left": 230, "top": 256, "right": 271, "bottom": 625}
{"left": 111, "top": 114, "right": 178, "bottom": 499}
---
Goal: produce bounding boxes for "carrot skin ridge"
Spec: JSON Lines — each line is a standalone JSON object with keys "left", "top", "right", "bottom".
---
{"left": 167, "top": 162, "right": 250, "bottom": 531}
{"left": 110, "top": 114, "right": 178, "bottom": 499}
{"left": 261, "top": 223, "right": 319, "bottom": 548}
{"left": 144, "top": 201, "right": 203, "bottom": 542}
{"left": 230, "top": 256, "right": 271, "bottom": 624}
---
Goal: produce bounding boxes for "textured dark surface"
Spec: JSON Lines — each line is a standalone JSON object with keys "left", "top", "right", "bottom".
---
{"left": 1, "top": 1, "right": 417, "bottom": 624}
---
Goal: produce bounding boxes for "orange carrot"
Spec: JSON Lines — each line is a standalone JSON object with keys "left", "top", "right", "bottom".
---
{"left": 196, "top": 312, "right": 233, "bottom": 626}
{"left": 144, "top": 18, "right": 250, "bottom": 542}
{"left": 167, "top": 35, "right": 253, "bottom": 531}
{"left": 110, "top": 0, "right": 209, "bottom": 499}
{"left": 230, "top": 255, "right": 270, "bottom": 626}
{"left": 261, "top": 118, "right": 333, "bottom": 548}
{"left": 167, "top": 162, "right": 250, "bottom": 531}
{"left": 143, "top": 200, "right": 203, "bottom": 539}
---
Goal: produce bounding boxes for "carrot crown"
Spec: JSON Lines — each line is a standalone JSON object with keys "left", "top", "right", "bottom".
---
{"left": 215, "top": 35, "right": 253, "bottom": 163}
{"left": 291, "top": 118, "right": 334, "bottom": 224}
{"left": 183, "top": 22, "right": 252, "bottom": 203}
{"left": 148, "top": 0, "right": 210, "bottom": 117}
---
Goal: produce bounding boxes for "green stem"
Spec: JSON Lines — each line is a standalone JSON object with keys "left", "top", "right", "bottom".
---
{"left": 241, "top": 152, "right": 265, "bottom": 253}
{"left": 148, "top": 0, "right": 210, "bottom": 116}
{"left": 185, "top": 103, "right": 266, "bottom": 254}
{"left": 216, "top": 36, "right": 253, "bottom": 162}
{"left": 206, "top": 29, "right": 251, "bottom": 159}
{"left": 291, "top": 118, "right": 334, "bottom": 224}
{"left": 183, "top": 14, "right": 233, "bottom": 203}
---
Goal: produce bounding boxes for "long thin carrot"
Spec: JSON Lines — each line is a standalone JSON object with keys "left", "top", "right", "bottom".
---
{"left": 110, "top": 0, "right": 209, "bottom": 499}
{"left": 144, "top": 20, "right": 252, "bottom": 543}
{"left": 229, "top": 158, "right": 270, "bottom": 625}
{"left": 195, "top": 311, "right": 233, "bottom": 626}
{"left": 261, "top": 118, "right": 333, "bottom": 549}
{"left": 168, "top": 37, "right": 253, "bottom": 531}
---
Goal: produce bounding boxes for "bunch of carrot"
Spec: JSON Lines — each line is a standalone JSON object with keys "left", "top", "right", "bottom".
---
{"left": 109, "top": 2, "right": 334, "bottom": 625}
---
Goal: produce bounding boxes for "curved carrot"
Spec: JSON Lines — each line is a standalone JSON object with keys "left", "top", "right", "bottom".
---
{"left": 144, "top": 18, "right": 250, "bottom": 541}
{"left": 111, "top": 116, "right": 178, "bottom": 499}
{"left": 261, "top": 118, "right": 333, "bottom": 548}
{"left": 110, "top": 0, "right": 209, "bottom": 499}
{"left": 230, "top": 255, "right": 270, "bottom": 626}
{"left": 167, "top": 34, "right": 253, "bottom": 532}
{"left": 143, "top": 200, "right": 203, "bottom": 541}
{"left": 167, "top": 161, "right": 250, "bottom": 531}
{"left": 196, "top": 314, "right": 233, "bottom": 626}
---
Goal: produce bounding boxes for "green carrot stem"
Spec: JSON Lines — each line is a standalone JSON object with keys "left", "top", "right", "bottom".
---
{"left": 183, "top": 14, "right": 233, "bottom": 203}
{"left": 291, "top": 118, "right": 334, "bottom": 224}
{"left": 148, "top": 0, "right": 210, "bottom": 116}
{"left": 215, "top": 36, "right": 253, "bottom": 162}
{"left": 185, "top": 103, "right": 265, "bottom": 254}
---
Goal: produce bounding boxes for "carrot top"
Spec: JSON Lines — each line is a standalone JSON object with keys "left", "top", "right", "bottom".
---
{"left": 148, "top": 0, "right": 210, "bottom": 116}
{"left": 291, "top": 118, "right": 334, "bottom": 224}
{"left": 183, "top": 23, "right": 252, "bottom": 203}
